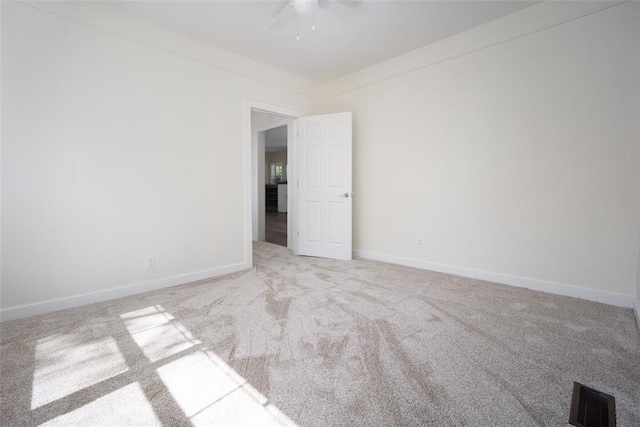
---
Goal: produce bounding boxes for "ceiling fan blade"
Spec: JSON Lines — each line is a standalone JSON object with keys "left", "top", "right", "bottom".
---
{"left": 320, "top": 0, "right": 357, "bottom": 20}
{"left": 269, "top": 2, "right": 296, "bottom": 31}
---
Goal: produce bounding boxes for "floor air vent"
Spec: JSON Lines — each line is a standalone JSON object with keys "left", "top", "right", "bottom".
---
{"left": 569, "top": 382, "right": 616, "bottom": 427}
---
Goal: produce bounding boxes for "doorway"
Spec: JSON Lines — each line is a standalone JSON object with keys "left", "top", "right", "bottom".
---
{"left": 244, "top": 100, "right": 303, "bottom": 267}
{"left": 243, "top": 100, "right": 353, "bottom": 267}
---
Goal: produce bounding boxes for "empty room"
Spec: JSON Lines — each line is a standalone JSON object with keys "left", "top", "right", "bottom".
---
{"left": 1, "top": 0, "right": 639, "bottom": 426}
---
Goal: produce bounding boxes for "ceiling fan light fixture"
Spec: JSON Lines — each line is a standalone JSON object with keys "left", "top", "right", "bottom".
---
{"left": 293, "top": 0, "right": 315, "bottom": 17}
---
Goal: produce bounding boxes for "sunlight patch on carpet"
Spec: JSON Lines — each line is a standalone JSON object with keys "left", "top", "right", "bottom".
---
{"left": 156, "top": 350, "right": 244, "bottom": 417}
{"left": 39, "top": 382, "right": 160, "bottom": 426}
{"left": 156, "top": 348, "right": 297, "bottom": 426}
{"left": 121, "top": 304, "right": 201, "bottom": 362}
{"left": 191, "top": 382, "right": 296, "bottom": 427}
{"left": 31, "top": 333, "right": 128, "bottom": 409}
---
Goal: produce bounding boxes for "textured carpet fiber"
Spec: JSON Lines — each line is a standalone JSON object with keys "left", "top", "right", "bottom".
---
{"left": 2, "top": 242, "right": 639, "bottom": 426}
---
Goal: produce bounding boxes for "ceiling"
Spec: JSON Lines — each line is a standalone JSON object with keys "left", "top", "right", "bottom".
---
{"left": 252, "top": 111, "right": 288, "bottom": 152}
{"left": 106, "top": 1, "right": 538, "bottom": 83}
{"left": 265, "top": 126, "right": 288, "bottom": 152}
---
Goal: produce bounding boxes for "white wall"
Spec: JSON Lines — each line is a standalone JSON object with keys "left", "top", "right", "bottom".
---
{"left": 252, "top": 129, "right": 266, "bottom": 242}
{"left": 1, "top": 1, "right": 320, "bottom": 318}
{"left": 323, "top": 1, "right": 640, "bottom": 305}
{"left": 636, "top": 2, "right": 640, "bottom": 326}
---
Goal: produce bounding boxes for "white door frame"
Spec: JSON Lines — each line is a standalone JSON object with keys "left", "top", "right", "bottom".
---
{"left": 243, "top": 99, "right": 303, "bottom": 267}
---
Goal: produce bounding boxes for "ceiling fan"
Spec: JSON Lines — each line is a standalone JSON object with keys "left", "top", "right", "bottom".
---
{"left": 269, "top": 0, "right": 356, "bottom": 33}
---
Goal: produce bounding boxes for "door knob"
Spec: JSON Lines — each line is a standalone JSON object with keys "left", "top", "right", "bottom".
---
{"left": 339, "top": 192, "right": 350, "bottom": 198}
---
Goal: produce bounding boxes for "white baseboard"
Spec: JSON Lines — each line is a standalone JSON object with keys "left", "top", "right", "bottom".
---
{"left": 0, "top": 262, "right": 250, "bottom": 322}
{"left": 634, "top": 298, "right": 640, "bottom": 332}
{"left": 353, "top": 250, "right": 634, "bottom": 308}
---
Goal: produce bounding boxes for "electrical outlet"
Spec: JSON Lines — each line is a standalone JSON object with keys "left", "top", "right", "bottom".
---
{"left": 417, "top": 238, "right": 423, "bottom": 248}
{"left": 146, "top": 256, "right": 155, "bottom": 269}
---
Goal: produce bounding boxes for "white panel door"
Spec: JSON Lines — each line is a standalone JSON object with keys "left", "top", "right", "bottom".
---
{"left": 298, "top": 112, "right": 352, "bottom": 260}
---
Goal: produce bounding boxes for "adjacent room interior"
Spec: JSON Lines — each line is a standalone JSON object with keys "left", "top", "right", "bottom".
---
{"left": 250, "top": 107, "right": 296, "bottom": 251}
{"left": 252, "top": 110, "right": 290, "bottom": 247}
{"left": 1, "top": 0, "right": 639, "bottom": 426}
{"left": 264, "top": 125, "right": 288, "bottom": 247}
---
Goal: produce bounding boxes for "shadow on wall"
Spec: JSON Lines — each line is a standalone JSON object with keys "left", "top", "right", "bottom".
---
{"left": 0, "top": 304, "right": 296, "bottom": 426}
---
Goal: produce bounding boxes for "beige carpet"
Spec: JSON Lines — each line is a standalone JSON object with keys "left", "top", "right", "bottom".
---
{"left": 1, "top": 241, "right": 639, "bottom": 426}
